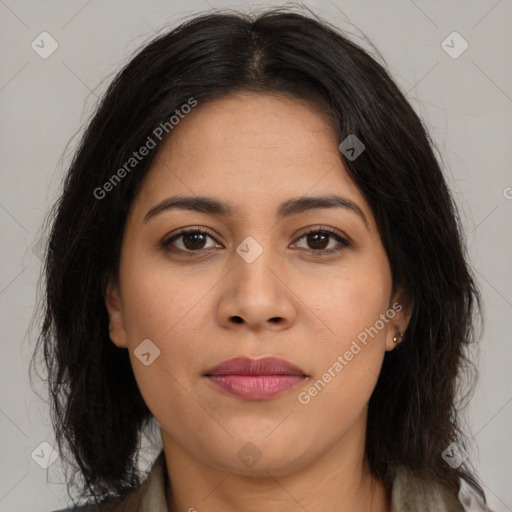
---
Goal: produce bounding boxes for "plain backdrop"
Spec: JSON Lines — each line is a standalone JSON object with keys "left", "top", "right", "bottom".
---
{"left": 0, "top": 1, "right": 511, "bottom": 511}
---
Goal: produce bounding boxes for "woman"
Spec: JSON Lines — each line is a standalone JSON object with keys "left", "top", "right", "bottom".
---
{"left": 32, "top": 6, "right": 491, "bottom": 512}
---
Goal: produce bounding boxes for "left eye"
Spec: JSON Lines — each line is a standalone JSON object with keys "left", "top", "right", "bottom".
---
{"left": 293, "top": 228, "right": 350, "bottom": 254}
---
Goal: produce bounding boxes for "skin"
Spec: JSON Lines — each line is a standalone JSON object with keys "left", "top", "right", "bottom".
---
{"left": 105, "top": 92, "right": 411, "bottom": 512}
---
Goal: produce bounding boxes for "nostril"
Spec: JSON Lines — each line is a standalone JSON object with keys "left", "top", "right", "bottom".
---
{"left": 232, "top": 316, "right": 243, "bottom": 324}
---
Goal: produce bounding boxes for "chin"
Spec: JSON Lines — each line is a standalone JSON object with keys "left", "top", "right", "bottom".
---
{"left": 209, "top": 435, "right": 312, "bottom": 477}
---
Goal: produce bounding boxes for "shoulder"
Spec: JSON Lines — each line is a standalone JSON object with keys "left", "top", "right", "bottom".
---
{"left": 391, "top": 466, "right": 465, "bottom": 512}
{"left": 51, "top": 499, "right": 125, "bottom": 512}
{"left": 51, "top": 506, "right": 99, "bottom": 512}
{"left": 50, "top": 450, "right": 167, "bottom": 512}
{"left": 50, "top": 495, "right": 140, "bottom": 512}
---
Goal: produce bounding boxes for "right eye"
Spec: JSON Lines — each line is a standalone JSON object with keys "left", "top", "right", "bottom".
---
{"left": 161, "top": 227, "right": 222, "bottom": 255}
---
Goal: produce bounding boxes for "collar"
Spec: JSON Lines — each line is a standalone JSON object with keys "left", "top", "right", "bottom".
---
{"left": 390, "top": 465, "right": 465, "bottom": 511}
{"left": 125, "top": 450, "right": 470, "bottom": 512}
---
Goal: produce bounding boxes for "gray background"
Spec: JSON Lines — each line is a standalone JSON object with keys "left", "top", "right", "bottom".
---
{"left": 0, "top": 0, "right": 511, "bottom": 511}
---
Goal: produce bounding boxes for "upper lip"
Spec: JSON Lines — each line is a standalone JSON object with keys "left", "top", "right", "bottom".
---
{"left": 204, "top": 356, "right": 307, "bottom": 376}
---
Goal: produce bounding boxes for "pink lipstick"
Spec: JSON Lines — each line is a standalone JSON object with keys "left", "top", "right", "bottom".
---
{"left": 204, "top": 356, "right": 307, "bottom": 400}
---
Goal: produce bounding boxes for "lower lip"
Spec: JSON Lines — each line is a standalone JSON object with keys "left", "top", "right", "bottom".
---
{"left": 205, "top": 375, "right": 306, "bottom": 400}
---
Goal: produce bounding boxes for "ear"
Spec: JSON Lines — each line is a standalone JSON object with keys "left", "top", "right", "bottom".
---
{"left": 385, "top": 286, "right": 413, "bottom": 352}
{"left": 104, "top": 276, "right": 128, "bottom": 349}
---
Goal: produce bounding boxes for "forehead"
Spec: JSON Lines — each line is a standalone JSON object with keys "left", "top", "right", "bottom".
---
{"left": 131, "top": 92, "right": 374, "bottom": 227}
{"left": 164, "top": 91, "right": 337, "bottom": 156}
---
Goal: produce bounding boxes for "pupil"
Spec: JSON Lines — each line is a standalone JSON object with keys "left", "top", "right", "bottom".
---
{"left": 184, "top": 233, "right": 205, "bottom": 250}
{"left": 309, "top": 233, "right": 328, "bottom": 250}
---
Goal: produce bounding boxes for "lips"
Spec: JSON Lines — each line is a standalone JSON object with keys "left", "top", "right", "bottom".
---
{"left": 204, "top": 356, "right": 308, "bottom": 400}
{"left": 205, "top": 356, "right": 306, "bottom": 376}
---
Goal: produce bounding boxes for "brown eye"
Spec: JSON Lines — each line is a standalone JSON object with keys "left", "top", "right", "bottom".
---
{"left": 306, "top": 232, "right": 329, "bottom": 250}
{"left": 162, "top": 228, "right": 220, "bottom": 254}
{"left": 294, "top": 228, "right": 350, "bottom": 255}
{"left": 182, "top": 231, "right": 208, "bottom": 250}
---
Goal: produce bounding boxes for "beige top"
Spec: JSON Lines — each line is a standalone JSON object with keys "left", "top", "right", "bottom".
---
{"left": 54, "top": 450, "right": 485, "bottom": 512}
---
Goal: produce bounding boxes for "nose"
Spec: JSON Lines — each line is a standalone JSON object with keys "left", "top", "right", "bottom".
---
{"left": 216, "top": 244, "right": 297, "bottom": 332}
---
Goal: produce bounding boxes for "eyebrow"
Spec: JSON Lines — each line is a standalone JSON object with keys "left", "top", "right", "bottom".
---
{"left": 143, "top": 194, "right": 369, "bottom": 229}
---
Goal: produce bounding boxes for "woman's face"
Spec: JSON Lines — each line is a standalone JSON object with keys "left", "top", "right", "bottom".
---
{"left": 106, "top": 92, "right": 409, "bottom": 476}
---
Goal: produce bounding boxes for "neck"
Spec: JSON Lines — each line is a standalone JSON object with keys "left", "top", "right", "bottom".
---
{"left": 161, "top": 416, "right": 390, "bottom": 512}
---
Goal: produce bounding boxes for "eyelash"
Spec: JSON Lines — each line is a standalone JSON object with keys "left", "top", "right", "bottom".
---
{"left": 161, "top": 226, "right": 351, "bottom": 257}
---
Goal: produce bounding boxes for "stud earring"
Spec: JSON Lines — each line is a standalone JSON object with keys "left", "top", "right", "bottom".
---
{"left": 108, "top": 325, "right": 113, "bottom": 333}
{"left": 393, "top": 325, "right": 404, "bottom": 344}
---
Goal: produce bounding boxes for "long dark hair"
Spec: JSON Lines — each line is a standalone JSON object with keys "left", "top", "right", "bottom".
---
{"left": 30, "top": 5, "right": 488, "bottom": 508}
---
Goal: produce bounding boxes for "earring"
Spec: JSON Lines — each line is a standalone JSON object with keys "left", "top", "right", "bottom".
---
{"left": 108, "top": 325, "right": 113, "bottom": 333}
{"left": 393, "top": 325, "right": 404, "bottom": 344}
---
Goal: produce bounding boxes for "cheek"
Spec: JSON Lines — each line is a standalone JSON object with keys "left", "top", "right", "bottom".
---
{"left": 296, "top": 252, "right": 391, "bottom": 414}
{"left": 296, "top": 310, "right": 387, "bottom": 444}
{"left": 123, "top": 292, "right": 204, "bottom": 429}
{"left": 118, "top": 245, "right": 212, "bottom": 341}
{"left": 129, "top": 355, "right": 209, "bottom": 446}
{"left": 118, "top": 251, "right": 209, "bottom": 409}
{"left": 307, "top": 251, "right": 392, "bottom": 343}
